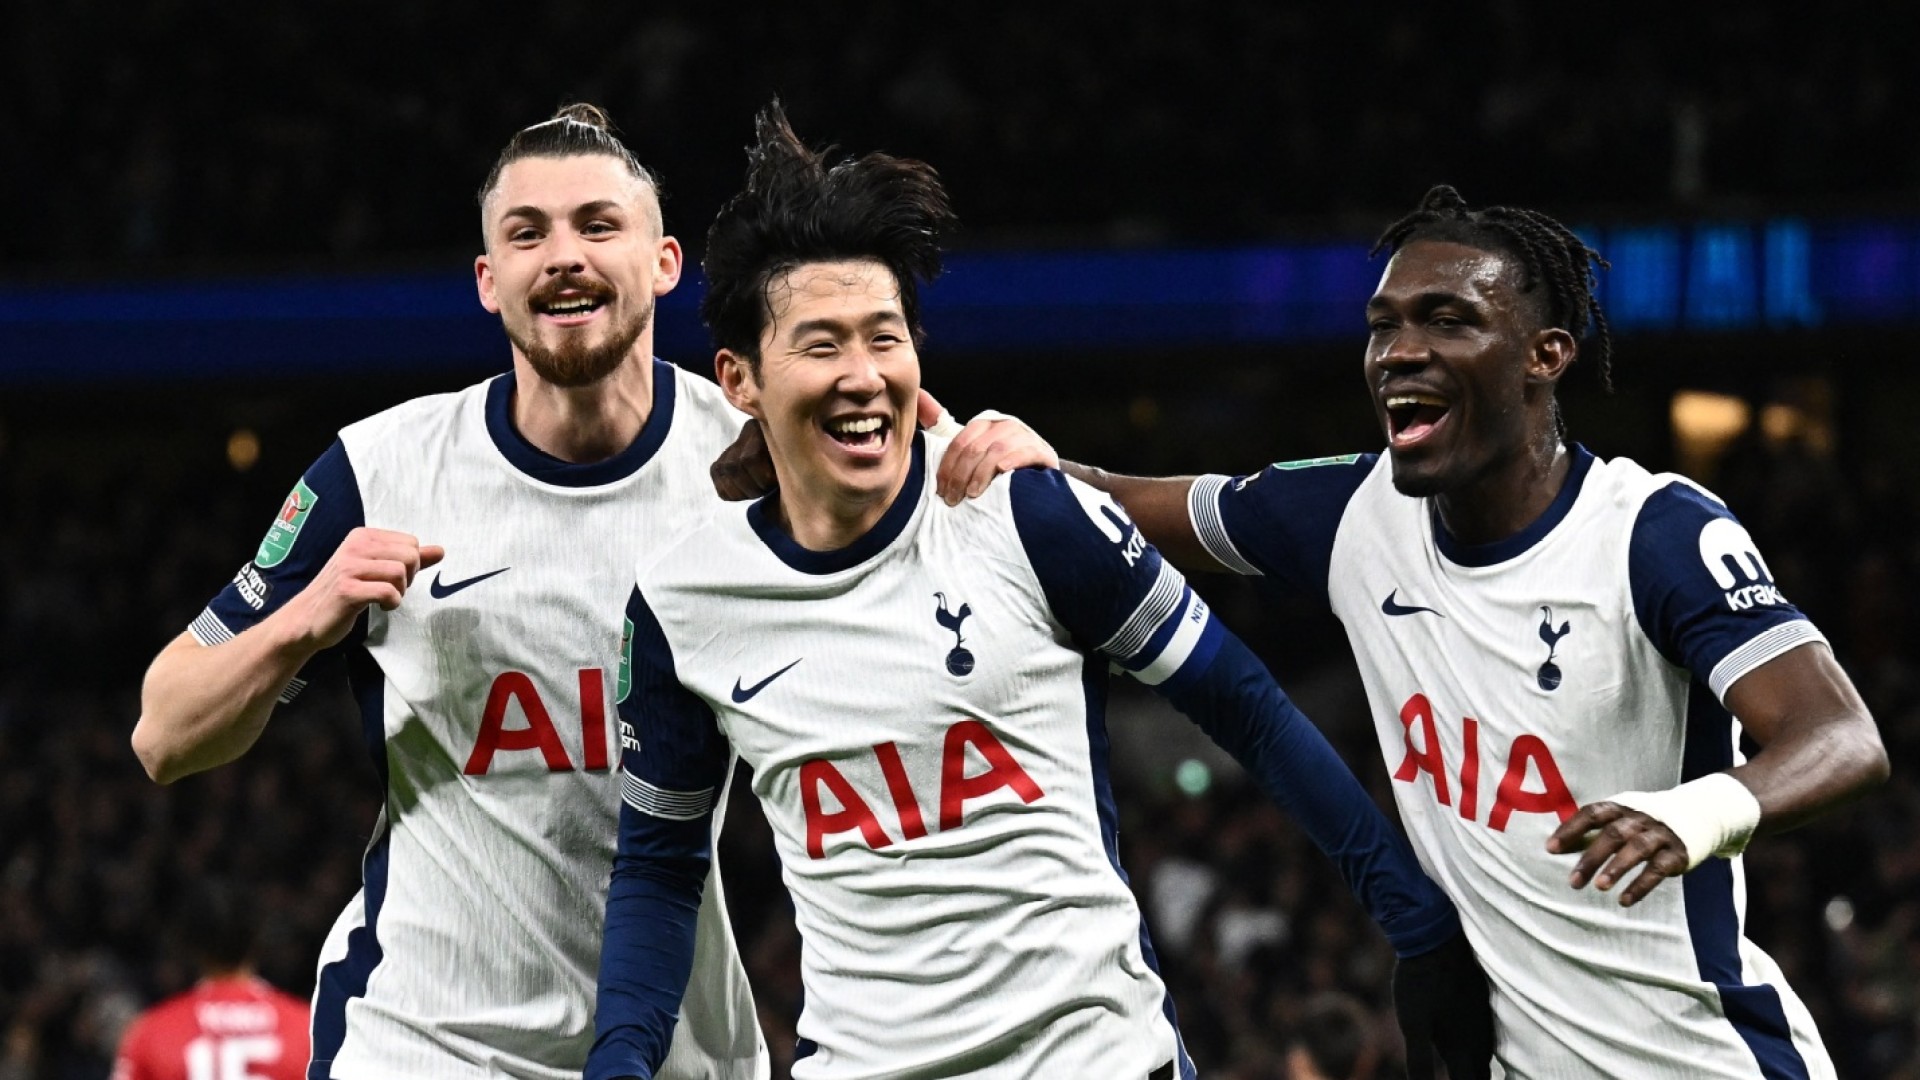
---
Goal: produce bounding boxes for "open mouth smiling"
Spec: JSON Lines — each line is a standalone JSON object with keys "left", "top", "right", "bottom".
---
{"left": 824, "top": 414, "right": 890, "bottom": 455}
{"left": 1384, "top": 391, "right": 1451, "bottom": 448}
{"left": 532, "top": 288, "right": 610, "bottom": 324}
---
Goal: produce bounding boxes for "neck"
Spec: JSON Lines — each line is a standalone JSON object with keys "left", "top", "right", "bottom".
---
{"left": 509, "top": 350, "right": 654, "bottom": 463}
{"left": 1432, "top": 433, "right": 1570, "bottom": 546}
{"left": 777, "top": 471, "right": 911, "bottom": 552}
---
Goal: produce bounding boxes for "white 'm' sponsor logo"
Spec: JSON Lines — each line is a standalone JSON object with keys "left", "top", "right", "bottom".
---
{"left": 1069, "top": 483, "right": 1145, "bottom": 565}
{"left": 1698, "top": 517, "right": 1785, "bottom": 610}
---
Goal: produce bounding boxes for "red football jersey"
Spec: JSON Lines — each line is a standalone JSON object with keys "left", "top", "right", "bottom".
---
{"left": 113, "top": 976, "right": 311, "bottom": 1080}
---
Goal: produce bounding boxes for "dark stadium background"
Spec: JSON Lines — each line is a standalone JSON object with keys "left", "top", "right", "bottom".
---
{"left": 5, "top": 5, "right": 1918, "bottom": 1078}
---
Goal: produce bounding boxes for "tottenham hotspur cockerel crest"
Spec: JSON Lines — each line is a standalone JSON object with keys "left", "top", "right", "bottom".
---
{"left": 935, "top": 592, "right": 974, "bottom": 676}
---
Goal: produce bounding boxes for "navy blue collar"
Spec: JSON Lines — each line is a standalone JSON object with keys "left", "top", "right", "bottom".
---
{"left": 749, "top": 432, "right": 926, "bottom": 575}
{"left": 484, "top": 359, "right": 677, "bottom": 487}
{"left": 1431, "top": 444, "right": 1595, "bottom": 567}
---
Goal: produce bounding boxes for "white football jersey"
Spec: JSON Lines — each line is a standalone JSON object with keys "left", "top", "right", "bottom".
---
{"left": 191, "top": 361, "right": 768, "bottom": 1080}
{"left": 1191, "top": 447, "right": 1835, "bottom": 1079}
{"left": 600, "top": 434, "right": 1213, "bottom": 1080}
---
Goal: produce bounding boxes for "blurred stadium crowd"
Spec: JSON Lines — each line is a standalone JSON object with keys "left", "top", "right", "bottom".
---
{"left": 6, "top": 3, "right": 1918, "bottom": 1078}
{"left": 9, "top": 3, "right": 1914, "bottom": 273}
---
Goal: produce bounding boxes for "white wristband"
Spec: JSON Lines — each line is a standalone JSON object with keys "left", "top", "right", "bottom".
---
{"left": 925, "top": 408, "right": 1014, "bottom": 439}
{"left": 1606, "top": 772, "right": 1763, "bottom": 871}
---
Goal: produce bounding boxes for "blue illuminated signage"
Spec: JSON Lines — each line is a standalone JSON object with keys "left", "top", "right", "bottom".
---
{"left": 2, "top": 216, "right": 1917, "bottom": 380}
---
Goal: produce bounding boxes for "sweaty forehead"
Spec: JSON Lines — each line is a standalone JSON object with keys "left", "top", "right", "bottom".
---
{"left": 1372, "top": 240, "right": 1520, "bottom": 308}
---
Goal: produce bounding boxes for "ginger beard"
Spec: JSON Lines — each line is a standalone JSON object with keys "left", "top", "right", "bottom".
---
{"left": 507, "top": 276, "right": 655, "bottom": 389}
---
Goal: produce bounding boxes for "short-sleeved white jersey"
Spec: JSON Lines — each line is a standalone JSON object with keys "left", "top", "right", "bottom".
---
{"left": 1190, "top": 447, "right": 1834, "bottom": 1079}
{"left": 191, "top": 361, "right": 768, "bottom": 1080}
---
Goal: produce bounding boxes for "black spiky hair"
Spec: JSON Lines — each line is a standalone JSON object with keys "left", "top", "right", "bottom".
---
{"left": 701, "top": 99, "right": 955, "bottom": 362}
{"left": 1372, "top": 184, "right": 1614, "bottom": 391}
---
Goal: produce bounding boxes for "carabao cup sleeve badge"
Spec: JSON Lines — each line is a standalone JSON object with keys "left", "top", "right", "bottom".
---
{"left": 255, "top": 479, "right": 319, "bottom": 568}
{"left": 617, "top": 617, "right": 634, "bottom": 704}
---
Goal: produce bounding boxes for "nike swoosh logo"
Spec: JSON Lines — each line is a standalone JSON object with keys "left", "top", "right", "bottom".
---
{"left": 731, "top": 658, "right": 803, "bottom": 703}
{"left": 1381, "top": 589, "right": 1445, "bottom": 618}
{"left": 428, "top": 567, "right": 511, "bottom": 599}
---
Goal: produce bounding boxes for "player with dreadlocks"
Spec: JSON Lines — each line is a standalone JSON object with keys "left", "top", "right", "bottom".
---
{"left": 875, "top": 183, "right": 1886, "bottom": 1077}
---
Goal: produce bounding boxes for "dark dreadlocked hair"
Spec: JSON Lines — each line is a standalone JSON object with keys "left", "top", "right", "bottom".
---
{"left": 475, "top": 103, "right": 663, "bottom": 237}
{"left": 702, "top": 99, "right": 954, "bottom": 367}
{"left": 1371, "top": 185, "right": 1614, "bottom": 393}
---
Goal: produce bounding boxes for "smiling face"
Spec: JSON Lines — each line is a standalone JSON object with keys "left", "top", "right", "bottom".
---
{"left": 474, "top": 154, "right": 681, "bottom": 388}
{"left": 718, "top": 259, "right": 919, "bottom": 541}
{"left": 1364, "top": 239, "right": 1569, "bottom": 498}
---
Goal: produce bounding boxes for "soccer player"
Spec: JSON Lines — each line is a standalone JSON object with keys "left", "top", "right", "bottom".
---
{"left": 949, "top": 186, "right": 1888, "bottom": 1077}
{"left": 112, "top": 881, "right": 311, "bottom": 1080}
{"left": 587, "top": 104, "right": 1485, "bottom": 1080}
{"left": 128, "top": 103, "right": 793, "bottom": 1080}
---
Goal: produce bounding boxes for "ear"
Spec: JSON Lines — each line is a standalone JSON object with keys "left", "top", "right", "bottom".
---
{"left": 475, "top": 254, "right": 500, "bottom": 315}
{"left": 653, "top": 236, "right": 684, "bottom": 297}
{"left": 716, "top": 349, "right": 761, "bottom": 416}
{"left": 1528, "top": 327, "right": 1577, "bottom": 387}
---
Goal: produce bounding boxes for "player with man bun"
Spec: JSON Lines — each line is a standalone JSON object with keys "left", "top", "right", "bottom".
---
{"left": 133, "top": 102, "right": 771, "bottom": 1080}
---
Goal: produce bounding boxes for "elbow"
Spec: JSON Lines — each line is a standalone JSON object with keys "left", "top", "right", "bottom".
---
{"left": 130, "top": 720, "right": 181, "bottom": 784}
{"left": 1831, "top": 710, "right": 1891, "bottom": 799}
{"left": 131, "top": 707, "right": 206, "bottom": 785}
{"left": 1857, "top": 727, "right": 1892, "bottom": 792}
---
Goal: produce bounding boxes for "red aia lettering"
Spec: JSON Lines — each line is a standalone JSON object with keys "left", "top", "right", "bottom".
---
{"left": 465, "top": 670, "right": 614, "bottom": 776}
{"left": 872, "top": 741, "right": 929, "bottom": 841}
{"left": 938, "top": 719, "right": 1044, "bottom": 832}
{"left": 1392, "top": 694, "right": 1451, "bottom": 806}
{"left": 1392, "top": 694, "right": 1577, "bottom": 830}
{"left": 1459, "top": 716, "right": 1481, "bottom": 822}
{"left": 800, "top": 760, "right": 893, "bottom": 859}
{"left": 801, "top": 719, "right": 1044, "bottom": 859}
{"left": 578, "top": 668, "right": 610, "bottom": 771}
{"left": 1487, "top": 735, "right": 1577, "bottom": 830}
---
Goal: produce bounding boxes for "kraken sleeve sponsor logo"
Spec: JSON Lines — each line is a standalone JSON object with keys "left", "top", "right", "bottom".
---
{"left": 232, "top": 563, "right": 272, "bottom": 611}
{"left": 1697, "top": 518, "right": 1787, "bottom": 610}
{"left": 1071, "top": 482, "right": 1130, "bottom": 541}
{"left": 255, "top": 479, "right": 318, "bottom": 568}
{"left": 1069, "top": 482, "right": 1147, "bottom": 565}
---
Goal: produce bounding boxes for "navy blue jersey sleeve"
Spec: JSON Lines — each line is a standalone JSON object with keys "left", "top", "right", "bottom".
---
{"left": 588, "top": 586, "right": 730, "bottom": 1080}
{"left": 1629, "top": 481, "right": 1828, "bottom": 703}
{"left": 1010, "top": 468, "right": 1459, "bottom": 956}
{"left": 1008, "top": 468, "right": 1222, "bottom": 684}
{"left": 1187, "top": 454, "right": 1378, "bottom": 600}
{"left": 191, "top": 440, "right": 364, "bottom": 702}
